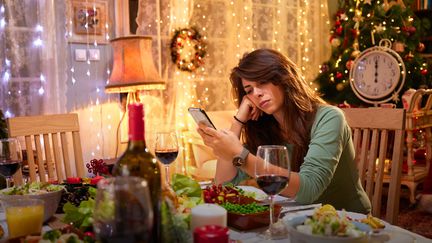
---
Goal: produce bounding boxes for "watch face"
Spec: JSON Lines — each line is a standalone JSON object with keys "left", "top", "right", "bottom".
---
{"left": 351, "top": 50, "right": 401, "bottom": 99}
{"left": 232, "top": 157, "right": 244, "bottom": 167}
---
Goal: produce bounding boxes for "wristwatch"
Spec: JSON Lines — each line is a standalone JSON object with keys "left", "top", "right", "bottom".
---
{"left": 232, "top": 147, "right": 250, "bottom": 167}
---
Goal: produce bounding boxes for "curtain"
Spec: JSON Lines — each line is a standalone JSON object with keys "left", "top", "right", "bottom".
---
{"left": 0, "top": 0, "right": 67, "bottom": 117}
{"left": 0, "top": 0, "right": 118, "bottom": 166}
{"left": 136, "top": 0, "right": 331, "bottom": 174}
{"left": 136, "top": 0, "right": 331, "bottom": 123}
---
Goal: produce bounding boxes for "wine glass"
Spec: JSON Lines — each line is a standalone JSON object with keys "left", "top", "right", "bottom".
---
{"left": 255, "top": 145, "right": 290, "bottom": 239}
{"left": 155, "top": 131, "right": 179, "bottom": 186}
{"left": 93, "top": 176, "right": 154, "bottom": 242}
{"left": 0, "top": 138, "right": 22, "bottom": 188}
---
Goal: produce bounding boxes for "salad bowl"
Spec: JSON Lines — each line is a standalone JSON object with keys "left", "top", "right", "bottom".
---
{"left": 0, "top": 182, "right": 64, "bottom": 222}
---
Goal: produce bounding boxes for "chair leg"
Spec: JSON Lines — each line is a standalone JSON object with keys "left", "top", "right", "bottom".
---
{"left": 406, "top": 181, "right": 418, "bottom": 204}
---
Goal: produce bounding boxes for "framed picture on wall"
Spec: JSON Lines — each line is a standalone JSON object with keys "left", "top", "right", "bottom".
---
{"left": 67, "top": 0, "right": 109, "bottom": 44}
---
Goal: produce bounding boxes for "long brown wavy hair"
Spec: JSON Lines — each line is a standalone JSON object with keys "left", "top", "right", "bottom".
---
{"left": 230, "top": 49, "right": 326, "bottom": 171}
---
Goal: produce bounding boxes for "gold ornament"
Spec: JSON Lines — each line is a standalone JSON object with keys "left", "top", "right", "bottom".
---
{"left": 392, "top": 42, "right": 405, "bottom": 53}
{"left": 391, "top": 92, "right": 400, "bottom": 103}
{"left": 351, "top": 50, "right": 361, "bottom": 58}
{"left": 404, "top": 52, "right": 414, "bottom": 61}
{"left": 336, "top": 83, "right": 345, "bottom": 91}
{"left": 417, "top": 43, "right": 426, "bottom": 53}
{"left": 331, "top": 38, "right": 341, "bottom": 47}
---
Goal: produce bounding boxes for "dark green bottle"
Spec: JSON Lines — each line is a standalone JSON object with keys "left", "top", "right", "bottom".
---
{"left": 112, "top": 103, "right": 162, "bottom": 242}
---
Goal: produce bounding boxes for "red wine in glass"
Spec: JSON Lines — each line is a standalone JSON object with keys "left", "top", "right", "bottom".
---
{"left": 256, "top": 175, "right": 289, "bottom": 196}
{"left": 255, "top": 145, "right": 290, "bottom": 239}
{"left": 0, "top": 138, "right": 23, "bottom": 187}
{"left": 155, "top": 132, "right": 178, "bottom": 186}
{"left": 155, "top": 149, "right": 179, "bottom": 165}
{"left": 0, "top": 160, "right": 21, "bottom": 177}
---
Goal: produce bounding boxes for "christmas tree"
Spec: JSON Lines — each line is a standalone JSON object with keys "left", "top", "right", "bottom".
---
{"left": 315, "top": 0, "right": 432, "bottom": 106}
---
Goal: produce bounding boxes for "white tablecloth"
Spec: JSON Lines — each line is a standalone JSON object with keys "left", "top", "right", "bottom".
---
{"left": 229, "top": 209, "right": 432, "bottom": 243}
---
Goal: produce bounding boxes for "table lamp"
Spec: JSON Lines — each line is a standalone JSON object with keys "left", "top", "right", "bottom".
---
{"left": 105, "top": 35, "right": 165, "bottom": 157}
{"left": 105, "top": 35, "right": 165, "bottom": 101}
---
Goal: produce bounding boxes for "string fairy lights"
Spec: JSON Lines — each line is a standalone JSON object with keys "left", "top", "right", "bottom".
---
{"left": 0, "top": 1, "right": 46, "bottom": 118}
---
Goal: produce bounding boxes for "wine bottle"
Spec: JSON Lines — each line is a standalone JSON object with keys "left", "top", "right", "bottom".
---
{"left": 112, "top": 103, "right": 162, "bottom": 242}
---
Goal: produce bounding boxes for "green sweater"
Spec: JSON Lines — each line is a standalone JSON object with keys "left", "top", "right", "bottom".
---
{"left": 229, "top": 105, "right": 371, "bottom": 214}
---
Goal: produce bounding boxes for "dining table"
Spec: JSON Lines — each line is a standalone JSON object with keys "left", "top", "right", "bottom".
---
{"left": 0, "top": 183, "right": 431, "bottom": 243}
{"left": 228, "top": 208, "right": 432, "bottom": 243}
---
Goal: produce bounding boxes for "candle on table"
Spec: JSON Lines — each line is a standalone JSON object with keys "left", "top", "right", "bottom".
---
{"left": 190, "top": 203, "right": 227, "bottom": 231}
{"left": 193, "top": 225, "right": 229, "bottom": 243}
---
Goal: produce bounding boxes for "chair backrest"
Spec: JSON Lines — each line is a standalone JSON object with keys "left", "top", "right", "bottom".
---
{"left": 342, "top": 108, "right": 405, "bottom": 224}
{"left": 7, "top": 113, "right": 85, "bottom": 185}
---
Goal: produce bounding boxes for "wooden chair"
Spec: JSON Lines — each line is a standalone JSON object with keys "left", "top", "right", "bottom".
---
{"left": 7, "top": 113, "right": 85, "bottom": 185}
{"left": 342, "top": 108, "right": 405, "bottom": 224}
{"left": 403, "top": 89, "right": 432, "bottom": 204}
{"left": 182, "top": 130, "right": 217, "bottom": 181}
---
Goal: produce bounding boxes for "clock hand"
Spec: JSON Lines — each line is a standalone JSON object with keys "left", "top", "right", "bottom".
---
{"left": 374, "top": 59, "right": 379, "bottom": 83}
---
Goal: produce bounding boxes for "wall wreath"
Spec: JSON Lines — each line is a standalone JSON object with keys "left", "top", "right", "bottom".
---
{"left": 170, "top": 27, "right": 207, "bottom": 72}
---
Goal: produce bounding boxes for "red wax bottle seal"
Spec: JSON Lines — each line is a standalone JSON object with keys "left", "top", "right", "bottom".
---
{"left": 193, "top": 225, "right": 229, "bottom": 243}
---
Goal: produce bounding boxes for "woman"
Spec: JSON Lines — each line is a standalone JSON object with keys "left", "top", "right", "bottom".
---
{"left": 197, "top": 48, "right": 371, "bottom": 214}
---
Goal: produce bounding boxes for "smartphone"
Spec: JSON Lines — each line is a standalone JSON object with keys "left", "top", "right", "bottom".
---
{"left": 188, "top": 107, "right": 216, "bottom": 129}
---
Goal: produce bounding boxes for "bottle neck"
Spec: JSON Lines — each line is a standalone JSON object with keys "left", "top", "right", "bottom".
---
{"left": 127, "top": 140, "right": 147, "bottom": 149}
{"left": 128, "top": 109, "right": 145, "bottom": 142}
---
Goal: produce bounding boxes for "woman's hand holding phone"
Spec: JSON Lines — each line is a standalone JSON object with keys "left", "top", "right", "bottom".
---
{"left": 197, "top": 125, "right": 243, "bottom": 162}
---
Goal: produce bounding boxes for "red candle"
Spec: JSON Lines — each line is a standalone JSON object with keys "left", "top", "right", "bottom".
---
{"left": 90, "top": 176, "right": 104, "bottom": 185}
{"left": 66, "top": 177, "right": 81, "bottom": 184}
{"left": 193, "top": 225, "right": 229, "bottom": 243}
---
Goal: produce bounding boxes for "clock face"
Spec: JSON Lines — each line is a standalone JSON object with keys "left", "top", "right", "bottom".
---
{"left": 351, "top": 50, "right": 401, "bottom": 99}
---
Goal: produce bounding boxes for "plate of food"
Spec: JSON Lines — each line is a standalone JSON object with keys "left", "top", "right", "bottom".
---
{"left": 200, "top": 184, "right": 283, "bottom": 230}
{"left": 283, "top": 204, "right": 383, "bottom": 243}
{"left": 283, "top": 204, "right": 416, "bottom": 243}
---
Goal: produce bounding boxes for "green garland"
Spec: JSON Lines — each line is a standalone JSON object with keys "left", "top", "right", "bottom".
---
{"left": 170, "top": 27, "right": 207, "bottom": 72}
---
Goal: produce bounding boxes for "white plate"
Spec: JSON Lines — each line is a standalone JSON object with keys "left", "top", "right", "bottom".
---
{"left": 282, "top": 210, "right": 415, "bottom": 243}
{"left": 236, "top": 186, "right": 292, "bottom": 203}
{"left": 282, "top": 209, "right": 389, "bottom": 225}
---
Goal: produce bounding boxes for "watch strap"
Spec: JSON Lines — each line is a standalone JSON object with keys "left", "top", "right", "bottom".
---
{"left": 232, "top": 147, "right": 250, "bottom": 167}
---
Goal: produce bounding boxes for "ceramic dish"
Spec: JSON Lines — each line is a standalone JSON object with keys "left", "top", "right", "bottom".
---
{"left": 227, "top": 198, "right": 282, "bottom": 231}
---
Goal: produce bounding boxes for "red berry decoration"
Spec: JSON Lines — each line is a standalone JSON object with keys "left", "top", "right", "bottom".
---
{"left": 346, "top": 60, "right": 354, "bottom": 70}
{"left": 336, "top": 72, "right": 343, "bottom": 79}
{"left": 320, "top": 64, "right": 330, "bottom": 73}
{"left": 86, "top": 159, "right": 110, "bottom": 176}
{"left": 336, "top": 26, "right": 343, "bottom": 35}
{"left": 421, "top": 69, "right": 428, "bottom": 75}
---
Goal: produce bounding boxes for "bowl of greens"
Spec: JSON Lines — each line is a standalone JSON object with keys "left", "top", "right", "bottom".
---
{"left": 0, "top": 182, "right": 64, "bottom": 222}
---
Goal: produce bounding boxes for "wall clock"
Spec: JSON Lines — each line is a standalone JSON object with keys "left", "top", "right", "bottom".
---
{"left": 349, "top": 39, "right": 406, "bottom": 105}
